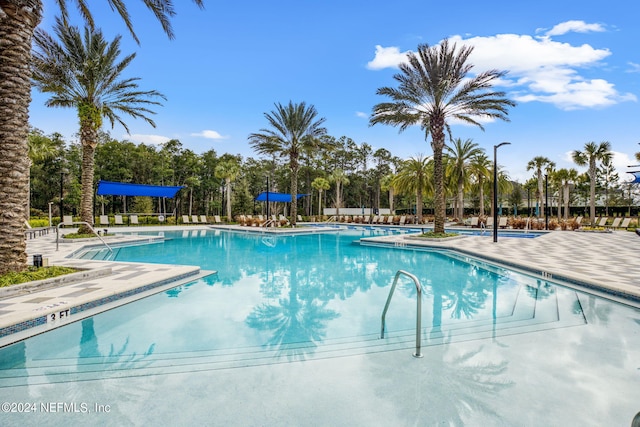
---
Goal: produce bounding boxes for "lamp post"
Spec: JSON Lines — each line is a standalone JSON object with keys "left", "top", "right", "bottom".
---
{"left": 59, "top": 169, "right": 67, "bottom": 222}
{"left": 493, "top": 142, "right": 511, "bottom": 242}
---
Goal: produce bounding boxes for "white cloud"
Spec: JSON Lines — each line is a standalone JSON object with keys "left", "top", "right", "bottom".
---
{"left": 126, "top": 134, "right": 170, "bottom": 145}
{"left": 543, "top": 20, "right": 605, "bottom": 37}
{"left": 627, "top": 62, "right": 640, "bottom": 73}
{"left": 368, "top": 21, "right": 636, "bottom": 111}
{"left": 355, "top": 111, "right": 368, "bottom": 118}
{"left": 191, "top": 130, "right": 229, "bottom": 140}
{"left": 366, "top": 45, "right": 409, "bottom": 70}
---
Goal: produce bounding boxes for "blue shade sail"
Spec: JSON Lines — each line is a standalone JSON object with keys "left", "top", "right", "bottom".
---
{"left": 627, "top": 171, "right": 640, "bottom": 184}
{"left": 96, "top": 180, "right": 184, "bottom": 198}
{"left": 254, "top": 192, "right": 308, "bottom": 202}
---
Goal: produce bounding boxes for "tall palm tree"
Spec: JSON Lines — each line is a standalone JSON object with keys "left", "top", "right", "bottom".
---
{"left": 329, "top": 169, "right": 349, "bottom": 217}
{"left": 370, "top": 39, "right": 515, "bottom": 234}
{"left": 392, "top": 155, "right": 432, "bottom": 223}
{"left": 526, "top": 156, "right": 555, "bottom": 218}
{"left": 445, "top": 138, "right": 483, "bottom": 220}
{"left": 214, "top": 159, "right": 240, "bottom": 220}
{"left": 572, "top": 141, "right": 612, "bottom": 226}
{"left": 32, "top": 19, "right": 165, "bottom": 233}
{"left": 249, "top": 102, "right": 327, "bottom": 227}
{"left": 311, "top": 177, "right": 330, "bottom": 217}
{"left": 468, "top": 153, "right": 492, "bottom": 217}
{"left": 0, "top": 0, "right": 204, "bottom": 273}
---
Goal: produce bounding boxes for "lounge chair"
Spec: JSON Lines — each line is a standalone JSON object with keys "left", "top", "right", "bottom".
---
{"left": 214, "top": 215, "right": 222, "bottom": 224}
{"left": 191, "top": 215, "right": 199, "bottom": 224}
{"left": 619, "top": 217, "right": 631, "bottom": 229}
{"left": 129, "top": 214, "right": 139, "bottom": 225}
{"left": 597, "top": 217, "right": 608, "bottom": 227}
{"left": 297, "top": 215, "right": 303, "bottom": 222}
{"left": 115, "top": 215, "right": 124, "bottom": 225}
{"left": 62, "top": 215, "right": 73, "bottom": 227}
{"left": 498, "top": 217, "right": 508, "bottom": 229}
{"left": 468, "top": 216, "right": 479, "bottom": 228}
{"left": 200, "top": 215, "right": 208, "bottom": 223}
{"left": 607, "top": 217, "right": 621, "bottom": 229}
{"left": 485, "top": 216, "right": 494, "bottom": 228}
{"left": 182, "top": 215, "right": 190, "bottom": 224}
{"left": 99, "top": 215, "right": 109, "bottom": 226}
{"left": 399, "top": 215, "right": 406, "bottom": 226}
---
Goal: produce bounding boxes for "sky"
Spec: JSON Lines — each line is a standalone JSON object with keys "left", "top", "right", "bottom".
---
{"left": 30, "top": 0, "right": 640, "bottom": 183}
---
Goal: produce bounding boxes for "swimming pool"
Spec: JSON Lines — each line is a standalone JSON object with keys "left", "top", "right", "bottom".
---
{"left": 1, "top": 228, "right": 638, "bottom": 425}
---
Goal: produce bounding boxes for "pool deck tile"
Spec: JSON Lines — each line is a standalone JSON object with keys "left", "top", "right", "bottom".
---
{"left": 0, "top": 226, "right": 208, "bottom": 345}
{"left": 360, "top": 226, "right": 640, "bottom": 302}
{"left": 1, "top": 224, "right": 639, "bottom": 346}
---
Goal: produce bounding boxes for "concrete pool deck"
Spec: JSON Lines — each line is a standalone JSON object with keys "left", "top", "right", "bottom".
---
{"left": 0, "top": 224, "right": 639, "bottom": 347}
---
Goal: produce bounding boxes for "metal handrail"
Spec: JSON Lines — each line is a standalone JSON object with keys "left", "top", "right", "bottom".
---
{"left": 262, "top": 219, "right": 276, "bottom": 228}
{"left": 380, "top": 270, "right": 423, "bottom": 358}
{"left": 324, "top": 215, "right": 337, "bottom": 223}
{"left": 56, "top": 221, "right": 113, "bottom": 253}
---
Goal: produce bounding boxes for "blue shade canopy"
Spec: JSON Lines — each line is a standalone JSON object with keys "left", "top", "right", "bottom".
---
{"left": 254, "top": 192, "right": 307, "bottom": 202}
{"left": 628, "top": 171, "right": 640, "bottom": 184}
{"left": 97, "top": 180, "right": 184, "bottom": 198}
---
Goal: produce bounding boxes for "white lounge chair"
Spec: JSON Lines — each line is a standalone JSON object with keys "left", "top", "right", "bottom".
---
{"left": 129, "top": 214, "right": 139, "bottom": 225}
{"left": 182, "top": 215, "right": 190, "bottom": 224}
{"left": 485, "top": 216, "right": 494, "bottom": 228}
{"left": 468, "top": 217, "right": 479, "bottom": 227}
{"left": 62, "top": 215, "right": 73, "bottom": 226}
{"left": 607, "top": 217, "right": 621, "bottom": 229}
{"left": 200, "top": 215, "right": 208, "bottom": 223}
{"left": 214, "top": 215, "right": 222, "bottom": 224}
{"left": 619, "top": 217, "right": 631, "bottom": 229}
{"left": 597, "top": 217, "right": 608, "bottom": 227}
{"left": 498, "top": 217, "right": 508, "bottom": 229}
{"left": 114, "top": 215, "right": 124, "bottom": 225}
{"left": 99, "top": 215, "right": 109, "bottom": 226}
{"left": 191, "top": 215, "right": 199, "bottom": 224}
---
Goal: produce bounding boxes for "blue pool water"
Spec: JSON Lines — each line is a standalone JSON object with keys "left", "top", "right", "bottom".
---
{"left": 1, "top": 228, "right": 639, "bottom": 425}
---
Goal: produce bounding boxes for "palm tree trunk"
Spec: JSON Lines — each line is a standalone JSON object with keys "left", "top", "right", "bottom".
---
{"left": 0, "top": 3, "right": 42, "bottom": 273}
{"left": 225, "top": 178, "right": 232, "bottom": 220}
{"left": 79, "top": 126, "right": 98, "bottom": 234}
{"left": 478, "top": 178, "right": 485, "bottom": 217}
{"left": 431, "top": 119, "right": 446, "bottom": 233}
{"left": 290, "top": 161, "right": 298, "bottom": 227}
{"left": 589, "top": 167, "right": 596, "bottom": 226}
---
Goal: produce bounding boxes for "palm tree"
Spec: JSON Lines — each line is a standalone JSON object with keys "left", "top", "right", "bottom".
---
{"left": 380, "top": 174, "right": 396, "bottom": 214}
{"left": 370, "top": 39, "right": 515, "bottom": 234}
{"left": 0, "top": 0, "right": 203, "bottom": 273}
{"left": 445, "top": 138, "right": 483, "bottom": 220}
{"left": 468, "top": 153, "right": 492, "bottom": 217}
{"left": 311, "top": 177, "right": 330, "bottom": 217}
{"left": 214, "top": 159, "right": 240, "bottom": 220}
{"left": 392, "top": 155, "right": 432, "bottom": 223}
{"left": 526, "top": 156, "right": 555, "bottom": 218}
{"left": 249, "top": 102, "right": 327, "bottom": 227}
{"left": 329, "top": 169, "right": 350, "bottom": 217}
{"left": 32, "top": 19, "right": 165, "bottom": 233}
{"left": 554, "top": 168, "right": 579, "bottom": 220}
{"left": 572, "top": 141, "right": 612, "bottom": 226}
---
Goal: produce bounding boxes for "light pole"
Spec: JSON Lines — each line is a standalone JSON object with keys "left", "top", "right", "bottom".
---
{"left": 493, "top": 142, "right": 511, "bottom": 242}
{"left": 59, "top": 168, "right": 67, "bottom": 222}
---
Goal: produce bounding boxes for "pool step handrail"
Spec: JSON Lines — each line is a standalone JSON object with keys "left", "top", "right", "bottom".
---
{"left": 56, "top": 220, "right": 113, "bottom": 253}
{"left": 380, "top": 270, "right": 423, "bottom": 358}
{"left": 262, "top": 219, "right": 277, "bottom": 228}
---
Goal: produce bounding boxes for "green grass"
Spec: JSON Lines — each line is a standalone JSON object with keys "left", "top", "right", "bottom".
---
{"left": 0, "top": 266, "right": 79, "bottom": 288}
{"left": 418, "top": 231, "right": 460, "bottom": 238}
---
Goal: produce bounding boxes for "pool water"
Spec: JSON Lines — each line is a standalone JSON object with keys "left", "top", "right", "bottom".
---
{"left": 1, "top": 229, "right": 639, "bottom": 425}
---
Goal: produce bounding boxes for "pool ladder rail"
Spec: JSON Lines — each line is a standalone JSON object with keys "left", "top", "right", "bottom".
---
{"left": 380, "top": 270, "right": 423, "bottom": 358}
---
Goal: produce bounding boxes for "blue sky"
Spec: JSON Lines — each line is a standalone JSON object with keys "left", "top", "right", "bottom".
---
{"left": 31, "top": 0, "right": 640, "bottom": 183}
